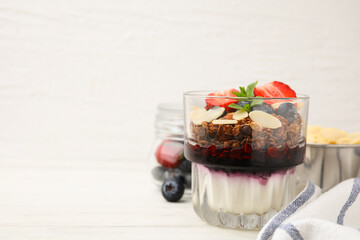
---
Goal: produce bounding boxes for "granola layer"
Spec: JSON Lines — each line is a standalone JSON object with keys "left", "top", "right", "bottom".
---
{"left": 190, "top": 112, "right": 302, "bottom": 150}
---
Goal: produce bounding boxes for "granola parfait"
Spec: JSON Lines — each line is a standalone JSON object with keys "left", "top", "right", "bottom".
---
{"left": 183, "top": 81, "right": 309, "bottom": 230}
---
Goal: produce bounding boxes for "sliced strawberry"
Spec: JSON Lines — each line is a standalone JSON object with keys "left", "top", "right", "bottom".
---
{"left": 155, "top": 140, "right": 184, "bottom": 168}
{"left": 206, "top": 88, "right": 239, "bottom": 111}
{"left": 254, "top": 81, "right": 296, "bottom": 105}
{"left": 254, "top": 81, "right": 296, "bottom": 98}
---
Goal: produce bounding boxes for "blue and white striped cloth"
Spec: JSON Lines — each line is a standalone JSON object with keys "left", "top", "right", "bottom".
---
{"left": 257, "top": 178, "right": 360, "bottom": 240}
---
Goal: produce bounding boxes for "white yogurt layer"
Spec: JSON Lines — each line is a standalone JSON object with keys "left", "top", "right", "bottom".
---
{"left": 194, "top": 164, "right": 296, "bottom": 215}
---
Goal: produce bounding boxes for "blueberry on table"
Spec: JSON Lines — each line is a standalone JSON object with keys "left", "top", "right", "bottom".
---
{"left": 277, "top": 102, "right": 298, "bottom": 122}
{"left": 161, "top": 178, "right": 185, "bottom": 202}
{"left": 251, "top": 103, "right": 276, "bottom": 114}
{"left": 174, "top": 175, "right": 185, "bottom": 185}
{"left": 178, "top": 159, "right": 191, "bottom": 173}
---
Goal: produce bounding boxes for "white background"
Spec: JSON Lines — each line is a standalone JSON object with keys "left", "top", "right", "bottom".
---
{"left": 0, "top": 0, "right": 360, "bottom": 163}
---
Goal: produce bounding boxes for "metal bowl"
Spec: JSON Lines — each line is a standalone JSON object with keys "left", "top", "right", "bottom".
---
{"left": 297, "top": 143, "right": 360, "bottom": 191}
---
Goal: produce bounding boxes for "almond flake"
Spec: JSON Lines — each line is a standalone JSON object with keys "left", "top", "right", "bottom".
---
{"left": 249, "top": 110, "right": 282, "bottom": 129}
{"left": 190, "top": 106, "right": 225, "bottom": 125}
{"left": 250, "top": 122, "right": 263, "bottom": 131}
{"left": 190, "top": 107, "right": 207, "bottom": 125}
{"left": 204, "top": 107, "right": 225, "bottom": 122}
{"left": 233, "top": 110, "right": 248, "bottom": 120}
{"left": 212, "top": 119, "right": 238, "bottom": 125}
{"left": 271, "top": 102, "right": 283, "bottom": 110}
{"left": 296, "top": 101, "right": 304, "bottom": 110}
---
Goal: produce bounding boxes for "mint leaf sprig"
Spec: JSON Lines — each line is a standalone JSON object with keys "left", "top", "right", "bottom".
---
{"left": 229, "top": 102, "right": 251, "bottom": 112}
{"left": 228, "top": 81, "right": 263, "bottom": 112}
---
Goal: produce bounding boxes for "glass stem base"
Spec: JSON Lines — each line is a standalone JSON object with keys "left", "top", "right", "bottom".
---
{"left": 191, "top": 163, "right": 296, "bottom": 230}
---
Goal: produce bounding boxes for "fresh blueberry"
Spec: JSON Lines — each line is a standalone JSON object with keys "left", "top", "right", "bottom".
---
{"left": 151, "top": 166, "right": 166, "bottom": 181}
{"left": 251, "top": 103, "right": 276, "bottom": 114}
{"left": 178, "top": 159, "right": 191, "bottom": 173}
{"left": 236, "top": 101, "right": 251, "bottom": 108}
{"left": 277, "top": 102, "right": 298, "bottom": 122}
{"left": 161, "top": 178, "right": 185, "bottom": 202}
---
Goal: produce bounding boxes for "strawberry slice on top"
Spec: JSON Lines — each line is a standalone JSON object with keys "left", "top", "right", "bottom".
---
{"left": 254, "top": 81, "right": 296, "bottom": 98}
{"left": 206, "top": 88, "right": 239, "bottom": 111}
{"left": 254, "top": 81, "right": 297, "bottom": 105}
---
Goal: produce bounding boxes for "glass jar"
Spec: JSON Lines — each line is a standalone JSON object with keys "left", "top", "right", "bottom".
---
{"left": 183, "top": 92, "right": 309, "bottom": 230}
{"left": 149, "top": 103, "right": 191, "bottom": 190}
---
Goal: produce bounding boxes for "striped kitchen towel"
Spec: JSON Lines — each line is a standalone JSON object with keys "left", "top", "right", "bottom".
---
{"left": 257, "top": 178, "right": 360, "bottom": 240}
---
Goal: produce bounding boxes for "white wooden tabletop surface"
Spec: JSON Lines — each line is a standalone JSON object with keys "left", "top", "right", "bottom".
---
{"left": 0, "top": 159, "right": 258, "bottom": 240}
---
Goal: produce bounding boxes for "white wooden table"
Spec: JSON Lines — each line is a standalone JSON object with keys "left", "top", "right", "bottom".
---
{"left": 0, "top": 159, "right": 258, "bottom": 239}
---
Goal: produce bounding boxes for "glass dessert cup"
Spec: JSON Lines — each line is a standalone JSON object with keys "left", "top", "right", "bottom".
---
{"left": 183, "top": 92, "right": 309, "bottom": 230}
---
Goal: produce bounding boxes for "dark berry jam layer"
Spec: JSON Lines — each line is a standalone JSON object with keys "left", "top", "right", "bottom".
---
{"left": 197, "top": 165, "right": 296, "bottom": 185}
{"left": 184, "top": 137, "right": 306, "bottom": 172}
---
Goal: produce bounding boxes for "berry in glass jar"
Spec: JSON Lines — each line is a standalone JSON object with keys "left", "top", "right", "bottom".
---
{"left": 155, "top": 140, "right": 184, "bottom": 168}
